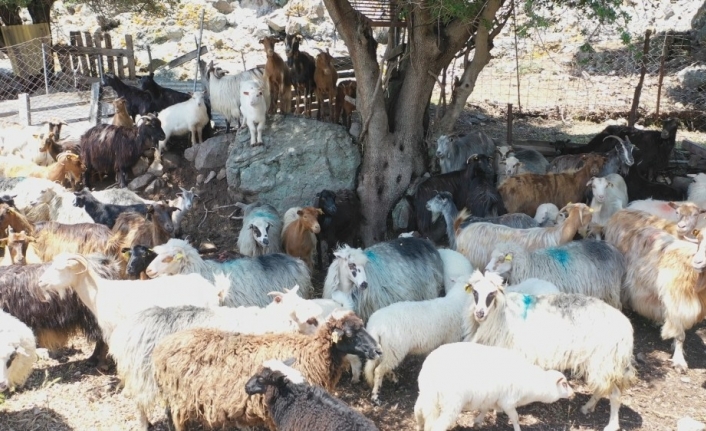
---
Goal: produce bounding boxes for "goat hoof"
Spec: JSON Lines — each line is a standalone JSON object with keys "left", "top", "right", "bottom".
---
{"left": 371, "top": 395, "right": 381, "bottom": 406}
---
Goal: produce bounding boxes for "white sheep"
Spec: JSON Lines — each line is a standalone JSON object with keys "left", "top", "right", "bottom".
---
{"left": 504, "top": 278, "right": 560, "bottom": 295}
{"left": 485, "top": 240, "right": 625, "bottom": 309}
{"left": 687, "top": 172, "right": 706, "bottom": 204}
{"left": 36, "top": 252, "right": 228, "bottom": 344}
{"left": 414, "top": 342, "right": 574, "bottom": 431}
{"left": 167, "top": 186, "right": 199, "bottom": 237}
{"left": 156, "top": 91, "right": 209, "bottom": 159}
{"left": 436, "top": 248, "right": 473, "bottom": 291}
{"left": 110, "top": 292, "right": 325, "bottom": 431}
{"left": 533, "top": 203, "right": 561, "bottom": 227}
{"left": 361, "top": 279, "right": 470, "bottom": 404}
{"left": 236, "top": 202, "right": 283, "bottom": 256}
{"left": 145, "top": 238, "right": 312, "bottom": 307}
{"left": 463, "top": 270, "right": 636, "bottom": 431}
{"left": 0, "top": 310, "right": 37, "bottom": 392}
{"left": 587, "top": 173, "right": 628, "bottom": 226}
{"left": 240, "top": 79, "right": 267, "bottom": 147}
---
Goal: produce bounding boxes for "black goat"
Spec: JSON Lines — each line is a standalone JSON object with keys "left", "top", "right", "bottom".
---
{"left": 0, "top": 194, "right": 16, "bottom": 208}
{"left": 80, "top": 114, "right": 165, "bottom": 188}
{"left": 313, "top": 189, "right": 362, "bottom": 270}
{"left": 102, "top": 73, "right": 155, "bottom": 120}
{"left": 285, "top": 33, "right": 317, "bottom": 117}
{"left": 413, "top": 154, "right": 500, "bottom": 242}
{"left": 73, "top": 188, "right": 148, "bottom": 229}
{"left": 559, "top": 119, "right": 678, "bottom": 181}
{"left": 245, "top": 358, "right": 380, "bottom": 431}
{"left": 122, "top": 244, "right": 157, "bottom": 280}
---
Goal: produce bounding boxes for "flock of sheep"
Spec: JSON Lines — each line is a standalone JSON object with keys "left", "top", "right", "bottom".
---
{"left": 0, "top": 55, "right": 704, "bottom": 431}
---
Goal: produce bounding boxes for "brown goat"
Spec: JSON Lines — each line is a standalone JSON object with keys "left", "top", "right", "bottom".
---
{"left": 111, "top": 203, "right": 178, "bottom": 256}
{"left": 0, "top": 204, "right": 34, "bottom": 236}
{"left": 0, "top": 228, "right": 39, "bottom": 266}
{"left": 0, "top": 151, "right": 85, "bottom": 189}
{"left": 111, "top": 97, "right": 135, "bottom": 128}
{"left": 260, "top": 36, "right": 292, "bottom": 115}
{"left": 314, "top": 50, "right": 338, "bottom": 122}
{"left": 498, "top": 153, "right": 606, "bottom": 216}
{"left": 282, "top": 206, "right": 323, "bottom": 270}
{"left": 334, "top": 80, "right": 356, "bottom": 129}
{"left": 31, "top": 221, "right": 120, "bottom": 263}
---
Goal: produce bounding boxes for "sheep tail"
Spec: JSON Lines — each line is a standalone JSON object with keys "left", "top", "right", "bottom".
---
{"left": 453, "top": 208, "right": 470, "bottom": 236}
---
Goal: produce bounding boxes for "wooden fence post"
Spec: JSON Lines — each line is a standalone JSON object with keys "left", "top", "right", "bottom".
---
{"left": 125, "top": 34, "right": 136, "bottom": 79}
{"left": 89, "top": 82, "right": 102, "bottom": 125}
{"left": 18, "top": 93, "right": 30, "bottom": 126}
{"left": 507, "top": 103, "right": 513, "bottom": 145}
{"left": 628, "top": 29, "right": 652, "bottom": 128}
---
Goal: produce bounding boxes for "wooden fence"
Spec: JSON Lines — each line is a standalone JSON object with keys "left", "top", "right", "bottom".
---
{"left": 52, "top": 31, "right": 136, "bottom": 81}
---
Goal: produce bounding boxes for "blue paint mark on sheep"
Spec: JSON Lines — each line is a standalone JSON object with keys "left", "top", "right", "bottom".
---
{"left": 521, "top": 294, "right": 535, "bottom": 319}
{"left": 545, "top": 247, "right": 570, "bottom": 267}
{"left": 364, "top": 249, "right": 379, "bottom": 264}
{"left": 251, "top": 209, "right": 279, "bottom": 221}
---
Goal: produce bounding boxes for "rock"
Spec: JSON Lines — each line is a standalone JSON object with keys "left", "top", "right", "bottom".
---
{"left": 128, "top": 173, "right": 155, "bottom": 191}
{"left": 204, "top": 171, "right": 217, "bottom": 184}
{"left": 285, "top": 16, "right": 316, "bottom": 38}
{"left": 184, "top": 144, "right": 201, "bottom": 162}
{"left": 210, "top": 0, "right": 234, "bottom": 14}
{"left": 677, "top": 65, "right": 706, "bottom": 90}
{"left": 241, "top": 0, "right": 276, "bottom": 11}
{"left": 374, "top": 28, "right": 388, "bottom": 45}
{"left": 392, "top": 198, "right": 412, "bottom": 232}
{"left": 693, "top": 2, "right": 706, "bottom": 42}
{"left": 196, "top": 174, "right": 205, "bottom": 185}
{"left": 195, "top": 135, "right": 232, "bottom": 170}
{"left": 226, "top": 116, "right": 360, "bottom": 213}
{"left": 148, "top": 159, "right": 164, "bottom": 176}
{"left": 145, "top": 178, "right": 164, "bottom": 195}
{"left": 217, "top": 168, "right": 227, "bottom": 180}
{"left": 131, "top": 157, "right": 149, "bottom": 176}
{"left": 165, "top": 26, "right": 184, "bottom": 41}
{"left": 205, "top": 14, "right": 228, "bottom": 32}
{"left": 266, "top": 9, "right": 287, "bottom": 32}
{"left": 286, "top": 0, "right": 325, "bottom": 19}
{"left": 678, "top": 417, "right": 705, "bottom": 431}
{"left": 161, "top": 152, "right": 181, "bottom": 171}
{"left": 349, "top": 121, "right": 361, "bottom": 138}
{"left": 252, "top": 21, "right": 271, "bottom": 39}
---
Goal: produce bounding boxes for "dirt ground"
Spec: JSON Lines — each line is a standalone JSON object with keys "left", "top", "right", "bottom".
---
{"left": 1, "top": 112, "right": 706, "bottom": 431}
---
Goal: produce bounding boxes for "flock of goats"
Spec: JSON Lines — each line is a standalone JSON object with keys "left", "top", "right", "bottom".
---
{"left": 0, "top": 43, "right": 704, "bottom": 431}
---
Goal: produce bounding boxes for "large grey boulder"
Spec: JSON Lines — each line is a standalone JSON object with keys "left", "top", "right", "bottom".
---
{"left": 677, "top": 65, "right": 706, "bottom": 90}
{"left": 195, "top": 135, "right": 232, "bottom": 170}
{"left": 226, "top": 116, "right": 360, "bottom": 213}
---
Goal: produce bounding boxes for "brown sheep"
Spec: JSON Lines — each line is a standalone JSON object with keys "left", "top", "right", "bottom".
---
{"left": 111, "top": 97, "right": 135, "bottom": 128}
{"left": 282, "top": 206, "right": 323, "bottom": 270}
{"left": 498, "top": 153, "right": 606, "bottom": 216}
{"left": 0, "top": 152, "right": 85, "bottom": 190}
{"left": 314, "top": 49, "right": 338, "bottom": 122}
{"left": 110, "top": 203, "right": 178, "bottom": 255}
{"left": 334, "top": 80, "right": 356, "bottom": 129}
{"left": 260, "top": 36, "right": 292, "bottom": 115}
{"left": 603, "top": 208, "right": 680, "bottom": 253}
{"left": 152, "top": 309, "right": 381, "bottom": 431}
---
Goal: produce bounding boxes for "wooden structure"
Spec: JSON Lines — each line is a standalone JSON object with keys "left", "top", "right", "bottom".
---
{"left": 0, "top": 24, "right": 51, "bottom": 75}
{"left": 51, "top": 31, "right": 137, "bottom": 81}
{"left": 350, "top": 0, "right": 405, "bottom": 27}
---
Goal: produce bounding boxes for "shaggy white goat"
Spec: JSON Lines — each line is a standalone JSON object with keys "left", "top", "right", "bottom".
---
{"left": 626, "top": 200, "right": 706, "bottom": 238}
{"left": 145, "top": 238, "right": 312, "bottom": 307}
{"left": 485, "top": 240, "right": 625, "bottom": 309}
{"left": 587, "top": 174, "right": 628, "bottom": 226}
{"left": 110, "top": 291, "right": 325, "bottom": 431}
{"left": 463, "top": 270, "right": 636, "bottom": 431}
{"left": 0, "top": 310, "right": 37, "bottom": 392}
{"left": 37, "top": 252, "right": 227, "bottom": 344}
{"left": 414, "top": 342, "right": 574, "bottom": 431}
{"left": 455, "top": 203, "right": 593, "bottom": 269}
{"left": 156, "top": 91, "right": 209, "bottom": 158}
{"left": 167, "top": 187, "right": 198, "bottom": 236}
{"left": 240, "top": 80, "right": 268, "bottom": 146}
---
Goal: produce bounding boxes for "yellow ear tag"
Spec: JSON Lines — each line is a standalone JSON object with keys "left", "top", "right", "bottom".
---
{"left": 175, "top": 252, "right": 183, "bottom": 261}
{"left": 589, "top": 208, "right": 594, "bottom": 213}
{"left": 505, "top": 255, "right": 513, "bottom": 262}
{"left": 331, "top": 332, "right": 340, "bottom": 343}
{"left": 464, "top": 283, "right": 473, "bottom": 293}
{"left": 122, "top": 251, "right": 130, "bottom": 259}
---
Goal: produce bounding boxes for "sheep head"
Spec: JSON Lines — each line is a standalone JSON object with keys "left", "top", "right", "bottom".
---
{"left": 325, "top": 309, "right": 381, "bottom": 360}
{"left": 245, "top": 358, "right": 302, "bottom": 396}
{"left": 332, "top": 245, "right": 368, "bottom": 291}
{"left": 485, "top": 246, "right": 515, "bottom": 276}
{"left": 505, "top": 156, "right": 521, "bottom": 177}
{"left": 145, "top": 241, "right": 188, "bottom": 277}
{"left": 465, "top": 269, "right": 505, "bottom": 323}
{"left": 37, "top": 253, "right": 89, "bottom": 300}
{"left": 0, "top": 339, "right": 32, "bottom": 393}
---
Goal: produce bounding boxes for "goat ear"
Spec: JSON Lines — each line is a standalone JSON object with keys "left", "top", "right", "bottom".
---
{"left": 331, "top": 328, "right": 344, "bottom": 344}
{"left": 317, "top": 208, "right": 324, "bottom": 215}
{"left": 297, "top": 209, "right": 304, "bottom": 216}
{"left": 176, "top": 193, "right": 183, "bottom": 198}
{"left": 169, "top": 206, "right": 181, "bottom": 212}
{"left": 668, "top": 201, "right": 679, "bottom": 210}
{"left": 282, "top": 357, "right": 296, "bottom": 367}
{"left": 586, "top": 177, "right": 595, "bottom": 187}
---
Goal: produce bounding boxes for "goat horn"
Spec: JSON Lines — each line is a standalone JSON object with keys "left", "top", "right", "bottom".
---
{"left": 603, "top": 135, "right": 624, "bottom": 144}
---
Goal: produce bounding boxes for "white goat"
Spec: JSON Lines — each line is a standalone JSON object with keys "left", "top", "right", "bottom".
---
{"left": 414, "top": 342, "right": 574, "bottom": 431}
{"left": 626, "top": 199, "right": 706, "bottom": 237}
{"left": 240, "top": 80, "right": 267, "bottom": 147}
{"left": 167, "top": 187, "right": 199, "bottom": 236}
{"left": 533, "top": 203, "right": 561, "bottom": 227}
{"left": 110, "top": 292, "right": 324, "bottom": 431}
{"left": 455, "top": 203, "right": 593, "bottom": 269}
{"left": 463, "top": 270, "right": 636, "bottom": 431}
{"left": 156, "top": 91, "right": 209, "bottom": 159}
{"left": 206, "top": 64, "right": 269, "bottom": 132}
{"left": 587, "top": 174, "right": 628, "bottom": 226}
{"left": 0, "top": 310, "right": 37, "bottom": 392}
{"left": 36, "top": 252, "right": 227, "bottom": 344}
{"left": 362, "top": 280, "right": 470, "bottom": 404}
{"left": 145, "top": 238, "right": 312, "bottom": 307}
{"left": 485, "top": 240, "right": 625, "bottom": 309}
{"left": 605, "top": 225, "right": 706, "bottom": 372}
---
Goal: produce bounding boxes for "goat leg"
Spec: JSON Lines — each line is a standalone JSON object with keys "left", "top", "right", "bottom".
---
{"left": 86, "top": 339, "right": 111, "bottom": 369}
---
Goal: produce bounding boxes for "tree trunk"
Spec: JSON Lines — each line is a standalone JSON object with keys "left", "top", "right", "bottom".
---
{"left": 0, "top": 4, "right": 23, "bottom": 26}
{"left": 26, "top": 0, "right": 55, "bottom": 24}
{"left": 434, "top": 0, "right": 504, "bottom": 137}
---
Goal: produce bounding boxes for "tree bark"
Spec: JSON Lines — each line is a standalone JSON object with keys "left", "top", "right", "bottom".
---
{"left": 0, "top": 4, "right": 23, "bottom": 26}
{"left": 434, "top": 0, "right": 505, "bottom": 137}
{"left": 27, "top": 0, "right": 55, "bottom": 24}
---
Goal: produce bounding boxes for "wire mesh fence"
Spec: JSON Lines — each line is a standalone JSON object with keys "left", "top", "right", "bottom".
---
{"left": 467, "top": 26, "right": 705, "bottom": 132}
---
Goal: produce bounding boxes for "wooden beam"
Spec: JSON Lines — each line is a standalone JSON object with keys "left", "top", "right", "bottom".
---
{"left": 89, "top": 81, "right": 102, "bottom": 125}
{"left": 104, "top": 33, "right": 115, "bottom": 75}
{"left": 167, "top": 45, "right": 209, "bottom": 69}
{"left": 17, "top": 93, "right": 30, "bottom": 126}
{"left": 58, "top": 45, "right": 133, "bottom": 57}
{"left": 125, "top": 34, "right": 136, "bottom": 79}
{"left": 84, "top": 31, "right": 97, "bottom": 76}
